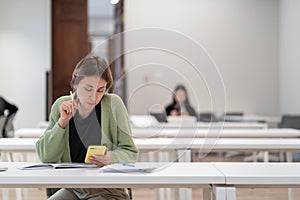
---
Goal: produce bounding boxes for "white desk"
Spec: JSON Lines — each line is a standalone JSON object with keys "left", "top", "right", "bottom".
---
{"left": 213, "top": 162, "right": 300, "bottom": 186}
{"left": 2, "top": 162, "right": 300, "bottom": 200}
{"left": 14, "top": 128, "right": 46, "bottom": 138}
{"left": 0, "top": 162, "right": 226, "bottom": 200}
{"left": 1, "top": 138, "right": 300, "bottom": 200}
{"left": 212, "top": 162, "right": 300, "bottom": 200}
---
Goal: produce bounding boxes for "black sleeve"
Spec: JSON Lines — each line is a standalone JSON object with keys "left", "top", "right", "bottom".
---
{"left": 165, "top": 104, "right": 174, "bottom": 116}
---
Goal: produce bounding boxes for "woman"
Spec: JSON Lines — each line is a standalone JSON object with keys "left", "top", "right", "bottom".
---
{"left": 36, "top": 56, "right": 138, "bottom": 200}
{"left": 165, "top": 84, "right": 196, "bottom": 117}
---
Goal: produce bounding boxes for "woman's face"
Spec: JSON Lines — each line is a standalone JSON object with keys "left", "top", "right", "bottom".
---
{"left": 175, "top": 89, "right": 187, "bottom": 105}
{"left": 75, "top": 76, "right": 107, "bottom": 110}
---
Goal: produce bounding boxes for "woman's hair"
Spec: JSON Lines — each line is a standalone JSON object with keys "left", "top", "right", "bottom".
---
{"left": 70, "top": 56, "right": 113, "bottom": 90}
{"left": 172, "top": 84, "right": 191, "bottom": 106}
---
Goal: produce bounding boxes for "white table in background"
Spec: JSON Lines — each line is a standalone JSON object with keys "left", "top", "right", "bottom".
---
{"left": 132, "top": 128, "right": 300, "bottom": 138}
{"left": 2, "top": 137, "right": 300, "bottom": 162}
{"left": 130, "top": 115, "right": 270, "bottom": 129}
{"left": 15, "top": 127, "right": 300, "bottom": 139}
{"left": 14, "top": 128, "right": 45, "bottom": 138}
{"left": 132, "top": 121, "right": 268, "bottom": 129}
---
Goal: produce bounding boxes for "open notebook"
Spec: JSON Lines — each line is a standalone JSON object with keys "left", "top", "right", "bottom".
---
{"left": 17, "top": 163, "right": 97, "bottom": 170}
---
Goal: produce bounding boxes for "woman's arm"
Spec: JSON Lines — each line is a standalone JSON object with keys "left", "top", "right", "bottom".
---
{"left": 35, "top": 97, "right": 70, "bottom": 163}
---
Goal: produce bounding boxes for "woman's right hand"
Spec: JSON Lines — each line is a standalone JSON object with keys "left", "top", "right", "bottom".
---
{"left": 58, "top": 99, "right": 78, "bottom": 129}
{"left": 170, "top": 109, "right": 179, "bottom": 116}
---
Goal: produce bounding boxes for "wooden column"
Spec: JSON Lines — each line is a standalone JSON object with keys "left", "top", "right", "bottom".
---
{"left": 51, "top": 0, "right": 89, "bottom": 103}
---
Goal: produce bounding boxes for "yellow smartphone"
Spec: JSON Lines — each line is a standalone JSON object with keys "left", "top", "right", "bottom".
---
{"left": 84, "top": 145, "right": 107, "bottom": 163}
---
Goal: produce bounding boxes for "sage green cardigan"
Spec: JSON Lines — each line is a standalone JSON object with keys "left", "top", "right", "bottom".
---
{"left": 36, "top": 93, "right": 138, "bottom": 164}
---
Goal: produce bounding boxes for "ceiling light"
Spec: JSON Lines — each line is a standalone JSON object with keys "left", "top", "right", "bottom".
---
{"left": 110, "top": 0, "right": 119, "bottom": 5}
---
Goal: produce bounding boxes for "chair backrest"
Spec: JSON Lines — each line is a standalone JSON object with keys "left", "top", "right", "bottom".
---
{"left": 149, "top": 112, "right": 167, "bottom": 123}
{"left": 197, "top": 112, "right": 218, "bottom": 122}
{"left": 222, "top": 112, "right": 244, "bottom": 122}
{"left": 3, "top": 113, "right": 16, "bottom": 138}
{"left": 0, "top": 116, "right": 6, "bottom": 138}
{"left": 279, "top": 115, "right": 300, "bottom": 129}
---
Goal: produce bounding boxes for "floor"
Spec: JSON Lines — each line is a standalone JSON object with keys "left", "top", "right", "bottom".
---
{"left": 1, "top": 152, "right": 300, "bottom": 200}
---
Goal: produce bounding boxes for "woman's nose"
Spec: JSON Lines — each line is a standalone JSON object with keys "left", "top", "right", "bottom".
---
{"left": 90, "top": 91, "right": 97, "bottom": 101}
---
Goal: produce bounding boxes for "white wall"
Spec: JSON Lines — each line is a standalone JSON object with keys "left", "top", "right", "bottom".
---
{"left": 279, "top": 0, "right": 300, "bottom": 115}
{"left": 124, "top": 0, "right": 279, "bottom": 116}
{"left": 0, "top": 0, "right": 50, "bottom": 129}
{"left": 1, "top": 0, "right": 294, "bottom": 129}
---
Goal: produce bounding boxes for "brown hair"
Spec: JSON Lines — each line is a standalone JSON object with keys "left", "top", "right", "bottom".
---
{"left": 70, "top": 56, "right": 113, "bottom": 90}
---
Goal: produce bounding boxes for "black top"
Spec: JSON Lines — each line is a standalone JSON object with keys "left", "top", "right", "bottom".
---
{"left": 69, "top": 102, "right": 102, "bottom": 163}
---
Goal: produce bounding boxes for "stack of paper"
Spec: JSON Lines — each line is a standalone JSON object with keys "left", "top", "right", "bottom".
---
{"left": 101, "top": 163, "right": 160, "bottom": 173}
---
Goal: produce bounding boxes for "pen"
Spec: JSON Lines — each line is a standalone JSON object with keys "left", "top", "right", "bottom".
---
{"left": 70, "top": 91, "right": 74, "bottom": 101}
{"left": 122, "top": 163, "right": 135, "bottom": 167}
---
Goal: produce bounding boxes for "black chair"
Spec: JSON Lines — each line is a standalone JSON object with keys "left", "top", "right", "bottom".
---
{"left": 278, "top": 115, "right": 300, "bottom": 129}
{"left": 197, "top": 112, "right": 218, "bottom": 122}
{"left": 149, "top": 112, "right": 167, "bottom": 123}
{"left": 0, "top": 116, "right": 6, "bottom": 138}
{"left": 3, "top": 113, "right": 16, "bottom": 138}
{"left": 222, "top": 112, "right": 244, "bottom": 122}
{"left": 278, "top": 115, "right": 300, "bottom": 161}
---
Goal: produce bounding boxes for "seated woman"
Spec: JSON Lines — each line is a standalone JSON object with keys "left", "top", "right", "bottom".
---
{"left": 165, "top": 84, "right": 196, "bottom": 117}
{"left": 36, "top": 55, "right": 138, "bottom": 200}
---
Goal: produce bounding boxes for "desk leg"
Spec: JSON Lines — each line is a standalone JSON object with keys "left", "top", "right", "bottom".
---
{"left": 156, "top": 151, "right": 173, "bottom": 200}
{"left": 2, "top": 152, "right": 8, "bottom": 162}
{"left": 286, "top": 152, "right": 293, "bottom": 162}
{"left": 179, "top": 188, "right": 192, "bottom": 200}
{"left": 1, "top": 152, "right": 9, "bottom": 200}
{"left": 288, "top": 188, "right": 294, "bottom": 200}
{"left": 213, "top": 185, "right": 236, "bottom": 200}
{"left": 177, "top": 149, "right": 192, "bottom": 200}
{"left": 2, "top": 188, "right": 9, "bottom": 200}
{"left": 177, "top": 149, "right": 191, "bottom": 162}
{"left": 148, "top": 152, "right": 156, "bottom": 162}
{"left": 263, "top": 152, "right": 269, "bottom": 162}
{"left": 287, "top": 152, "right": 294, "bottom": 200}
{"left": 203, "top": 187, "right": 211, "bottom": 200}
{"left": 16, "top": 188, "right": 22, "bottom": 200}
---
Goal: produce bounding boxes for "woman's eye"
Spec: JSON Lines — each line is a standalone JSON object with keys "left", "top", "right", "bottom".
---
{"left": 84, "top": 88, "right": 92, "bottom": 92}
{"left": 97, "top": 90, "right": 105, "bottom": 93}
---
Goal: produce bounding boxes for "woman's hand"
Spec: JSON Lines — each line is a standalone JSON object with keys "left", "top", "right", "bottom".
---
{"left": 58, "top": 99, "right": 78, "bottom": 128}
{"left": 170, "top": 109, "right": 179, "bottom": 116}
{"left": 88, "top": 151, "right": 110, "bottom": 168}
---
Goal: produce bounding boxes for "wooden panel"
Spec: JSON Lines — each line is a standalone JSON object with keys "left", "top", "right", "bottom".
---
{"left": 51, "top": 0, "right": 89, "bottom": 103}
